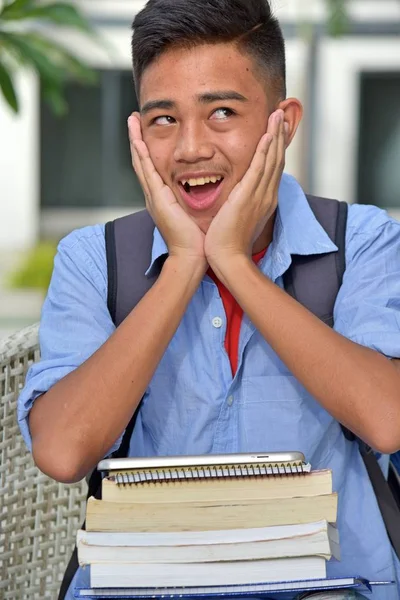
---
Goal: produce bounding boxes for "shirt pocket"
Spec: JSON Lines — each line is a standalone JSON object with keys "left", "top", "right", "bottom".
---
{"left": 240, "top": 375, "right": 333, "bottom": 460}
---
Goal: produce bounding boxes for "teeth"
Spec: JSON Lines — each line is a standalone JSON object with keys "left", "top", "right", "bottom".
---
{"left": 181, "top": 175, "right": 222, "bottom": 187}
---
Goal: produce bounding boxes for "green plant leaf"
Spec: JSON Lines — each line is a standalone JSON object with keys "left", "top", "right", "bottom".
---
{"left": 0, "top": 1, "right": 101, "bottom": 116}
{"left": 326, "top": 0, "right": 349, "bottom": 36}
{"left": 0, "top": 0, "right": 35, "bottom": 18}
{"left": 22, "top": 32, "right": 98, "bottom": 83}
{"left": 0, "top": 60, "right": 18, "bottom": 111}
{"left": 1, "top": 2, "right": 93, "bottom": 34}
{"left": 0, "top": 30, "right": 97, "bottom": 114}
{"left": 1, "top": 31, "right": 67, "bottom": 82}
{"left": 0, "top": 31, "right": 96, "bottom": 83}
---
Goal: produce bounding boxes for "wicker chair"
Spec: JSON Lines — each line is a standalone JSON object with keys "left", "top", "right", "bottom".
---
{"left": 0, "top": 324, "right": 88, "bottom": 599}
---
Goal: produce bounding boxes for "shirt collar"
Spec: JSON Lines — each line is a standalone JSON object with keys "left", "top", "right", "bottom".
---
{"left": 146, "top": 173, "right": 338, "bottom": 279}
{"left": 264, "top": 173, "right": 338, "bottom": 282}
{"left": 146, "top": 225, "right": 169, "bottom": 277}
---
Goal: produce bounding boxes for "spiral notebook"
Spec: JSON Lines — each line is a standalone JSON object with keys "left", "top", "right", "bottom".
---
{"left": 74, "top": 577, "right": 381, "bottom": 598}
{"left": 97, "top": 451, "right": 312, "bottom": 486}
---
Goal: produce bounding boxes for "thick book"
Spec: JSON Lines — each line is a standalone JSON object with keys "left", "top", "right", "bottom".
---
{"left": 102, "top": 469, "right": 332, "bottom": 504}
{"left": 74, "top": 578, "right": 374, "bottom": 598}
{"left": 85, "top": 493, "right": 338, "bottom": 533}
{"left": 77, "top": 520, "right": 339, "bottom": 565}
{"left": 89, "top": 556, "right": 328, "bottom": 588}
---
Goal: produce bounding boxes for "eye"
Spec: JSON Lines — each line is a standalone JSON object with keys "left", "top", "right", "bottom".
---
{"left": 210, "top": 108, "right": 235, "bottom": 121}
{"left": 152, "top": 115, "right": 176, "bottom": 126}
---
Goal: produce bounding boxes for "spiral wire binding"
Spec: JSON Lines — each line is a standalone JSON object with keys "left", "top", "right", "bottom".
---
{"left": 110, "top": 462, "right": 311, "bottom": 486}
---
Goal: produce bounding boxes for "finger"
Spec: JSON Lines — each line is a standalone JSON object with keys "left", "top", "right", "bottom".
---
{"left": 128, "top": 112, "right": 143, "bottom": 142}
{"left": 284, "top": 121, "right": 290, "bottom": 146}
{"left": 128, "top": 114, "right": 151, "bottom": 200}
{"left": 232, "top": 132, "right": 273, "bottom": 200}
{"left": 270, "top": 113, "right": 286, "bottom": 188}
{"left": 133, "top": 136, "right": 168, "bottom": 202}
{"left": 278, "top": 116, "right": 287, "bottom": 169}
{"left": 266, "top": 108, "right": 283, "bottom": 137}
{"left": 259, "top": 111, "right": 284, "bottom": 191}
{"left": 133, "top": 144, "right": 152, "bottom": 201}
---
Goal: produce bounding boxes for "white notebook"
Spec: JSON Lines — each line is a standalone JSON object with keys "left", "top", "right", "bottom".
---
{"left": 90, "top": 556, "right": 327, "bottom": 588}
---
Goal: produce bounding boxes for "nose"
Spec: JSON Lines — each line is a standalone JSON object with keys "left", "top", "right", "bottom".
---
{"left": 173, "top": 121, "right": 215, "bottom": 163}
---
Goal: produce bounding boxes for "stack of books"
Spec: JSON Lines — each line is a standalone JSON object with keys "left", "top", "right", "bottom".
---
{"left": 73, "top": 452, "right": 355, "bottom": 597}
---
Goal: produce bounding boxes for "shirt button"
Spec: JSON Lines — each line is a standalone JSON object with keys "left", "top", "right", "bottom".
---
{"left": 227, "top": 396, "right": 234, "bottom": 406}
{"left": 212, "top": 317, "right": 223, "bottom": 329}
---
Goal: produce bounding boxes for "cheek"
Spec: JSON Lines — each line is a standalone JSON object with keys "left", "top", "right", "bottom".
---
{"left": 224, "top": 138, "right": 257, "bottom": 179}
{"left": 145, "top": 139, "right": 170, "bottom": 178}
{"left": 222, "top": 122, "right": 266, "bottom": 176}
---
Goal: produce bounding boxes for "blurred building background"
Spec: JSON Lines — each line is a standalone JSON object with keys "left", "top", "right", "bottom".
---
{"left": 0, "top": 0, "right": 400, "bottom": 338}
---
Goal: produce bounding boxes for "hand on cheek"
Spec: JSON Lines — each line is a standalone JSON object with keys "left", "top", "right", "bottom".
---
{"left": 128, "top": 113, "right": 207, "bottom": 266}
{"left": 204, "top": 109, "right": 287, "bottom": 271}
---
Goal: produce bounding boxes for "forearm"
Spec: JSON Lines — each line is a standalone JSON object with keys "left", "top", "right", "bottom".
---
{"left": 214, "top": 256, "right": 400, "bottom": 453}
{"left": 30, "top": 256, "right": 205, "bottom": 483}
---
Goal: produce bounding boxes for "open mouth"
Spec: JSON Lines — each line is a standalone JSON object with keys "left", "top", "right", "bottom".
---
{"left": 178, "top": 175, "right": 224, "bottom": 211}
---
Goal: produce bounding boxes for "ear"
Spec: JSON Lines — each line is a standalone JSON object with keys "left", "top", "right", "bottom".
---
{"left": 277, "top": 98, "right": 303, "bottom": 147}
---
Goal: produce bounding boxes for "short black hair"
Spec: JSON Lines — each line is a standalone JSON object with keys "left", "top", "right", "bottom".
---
{"left": 131, "top": 0, "right": 286, "bottom": 99}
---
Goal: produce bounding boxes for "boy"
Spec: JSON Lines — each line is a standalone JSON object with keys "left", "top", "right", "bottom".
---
{"left": 19, "top": 1, "right": 400, "bottom": 598}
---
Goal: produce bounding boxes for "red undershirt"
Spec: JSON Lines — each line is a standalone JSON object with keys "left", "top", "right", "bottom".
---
{"left": 208, "top": 247, "right": 268, "bottom": 377}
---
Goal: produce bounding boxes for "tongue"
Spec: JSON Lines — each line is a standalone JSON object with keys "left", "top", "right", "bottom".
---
{"left": 189, "top": 181, "right": 220, "bottom": 202}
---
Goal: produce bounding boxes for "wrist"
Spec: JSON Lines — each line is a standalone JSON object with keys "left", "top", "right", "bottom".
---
{"left": 164, "top": 255, "right": 208, "bottom": 281}
{"left": 209, "top": 253, "right": 253, "bottom": 286}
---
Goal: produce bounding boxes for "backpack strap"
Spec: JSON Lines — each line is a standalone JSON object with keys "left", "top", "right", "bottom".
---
{"left": 361, "top": 446, "right": 400, "bottom": 557}
{"left": 106, "top": 209, "right": 166, "bottom": 456}
{"left": 283, "top": 195, "right": 348, "bottom": 327}
{"left": 106, "top": 210, "right": 161, "bottom": 327}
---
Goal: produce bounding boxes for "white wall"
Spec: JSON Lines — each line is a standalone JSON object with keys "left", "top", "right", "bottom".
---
{"left": 0, "top": 70, "right": 39, "bottom": 250}
{"left": 76, "top": 0, "right": 400, "bottom": 24}
{"left": 284, "top": 40, "right": 308, "bottom": 186}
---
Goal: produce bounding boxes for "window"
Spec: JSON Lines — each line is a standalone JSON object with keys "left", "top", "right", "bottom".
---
{"left": 357, "top": 72, "right": 400, "bottom": 209}
{"left": 40, "top": 70, "right": 145, "bottom": 209}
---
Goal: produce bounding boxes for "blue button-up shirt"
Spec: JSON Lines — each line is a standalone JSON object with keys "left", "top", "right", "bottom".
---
{"left": 18, "top": 174, "right": 400, "bottom": 599}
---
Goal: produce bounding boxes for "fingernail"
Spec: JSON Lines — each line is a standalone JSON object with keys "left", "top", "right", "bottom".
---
{"left": 284, "top": 122, "right": 290, "bottom": 135}
{"left": 275, "top": 110, "right": 284, "bottom": 123}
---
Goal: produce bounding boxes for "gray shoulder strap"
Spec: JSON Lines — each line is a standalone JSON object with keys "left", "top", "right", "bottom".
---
{"left": 105, "top": 209, "right": 159, "bottom": 327}
{"left": 283, "top": 195, "right": 348, "bottom": 327}
{"left": 107, "top": 198, "right": 348, "bottom": 328}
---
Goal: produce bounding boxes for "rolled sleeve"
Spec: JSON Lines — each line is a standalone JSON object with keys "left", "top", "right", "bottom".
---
{"left": 334, "top": 204, "right": 400, "bottom": 357}
{"left": 17, "top": 225, "right": 122, "bottom": 454}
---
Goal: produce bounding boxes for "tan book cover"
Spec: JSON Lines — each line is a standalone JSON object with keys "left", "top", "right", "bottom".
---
{"left": 86, "top": 493, "right": 338, "bottom": 533}
{"left": 102, "top": 469, "right": 332, "bottom": 504}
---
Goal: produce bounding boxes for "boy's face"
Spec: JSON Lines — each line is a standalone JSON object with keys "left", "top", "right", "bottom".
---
{"left": 139, "top": 43, "right": 277, "bottom": 233}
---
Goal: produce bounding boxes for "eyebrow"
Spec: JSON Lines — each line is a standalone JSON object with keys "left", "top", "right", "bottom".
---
{"left": 140, "top": 91, "right": 249, "bottom": 115}
{"left": 198, "top": 91, "right": 249, "bottom": 104}
{"left": 141, "top": 99, "right": 175, "bottom": 116}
